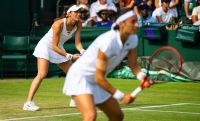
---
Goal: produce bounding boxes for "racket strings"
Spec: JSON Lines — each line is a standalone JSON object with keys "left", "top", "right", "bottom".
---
{"left": 151, "top": 50, "right": 181, "bottom": 75}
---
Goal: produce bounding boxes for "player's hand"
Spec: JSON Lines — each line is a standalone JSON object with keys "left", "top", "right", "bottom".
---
{"left": 121, "top": 94, "right": 135, "bottom": 104}
{"left": 142, "top": 77, "right": 152, "bottom": 88}
{"left": 72, "top": 54, "right": 80, "bottom": 61}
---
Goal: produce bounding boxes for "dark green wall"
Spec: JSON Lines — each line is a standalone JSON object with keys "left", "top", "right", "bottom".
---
{"left": 142, "top": 30, "right": 200, "bottom": 62}
{"left": 0, "top": 0, "right": 30, "bottom": 35}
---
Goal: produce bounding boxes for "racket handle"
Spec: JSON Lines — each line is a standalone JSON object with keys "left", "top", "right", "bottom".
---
{"left": 131, "top": 86, "right": 142, "bottom": 97}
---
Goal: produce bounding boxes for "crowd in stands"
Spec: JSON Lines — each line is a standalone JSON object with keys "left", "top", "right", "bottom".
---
{"left": 33, "top": 0, "right": 200, "bottom": 29}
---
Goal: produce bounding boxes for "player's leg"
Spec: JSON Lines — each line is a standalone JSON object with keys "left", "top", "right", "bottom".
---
{"left": 97, "top": 97, "right": 124, "bottom": 121}
{"left": 23, "top": 58, "right": 49, "bottom": 111}
{"left": 57, "top": 61, "right": 72, "bottom": 74}
{"left": 57, "top": 61, "right": 76, "bottom": 107}
{"left": 73, "top": 94, "right": 97, "bottom": 121}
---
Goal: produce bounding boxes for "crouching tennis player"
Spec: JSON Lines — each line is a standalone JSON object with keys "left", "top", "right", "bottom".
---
{"left": 63, "top": 9, "right": 151, "bottom": 121}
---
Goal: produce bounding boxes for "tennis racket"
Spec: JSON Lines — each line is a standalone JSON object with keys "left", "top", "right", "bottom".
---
{"left": 131, "top": 46, "right": 183, "bottom": 97}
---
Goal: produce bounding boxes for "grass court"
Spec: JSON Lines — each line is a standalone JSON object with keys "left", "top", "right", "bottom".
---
{"left": 0, "top": 78, "right": 200, "bottom": 121}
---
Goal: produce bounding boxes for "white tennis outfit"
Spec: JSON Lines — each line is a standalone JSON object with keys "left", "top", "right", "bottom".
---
{"left": 33, "top": 18, "right": 77, "bottom": 64}
{"left": 63, "top": 30, "right": 138, "bottom": 104}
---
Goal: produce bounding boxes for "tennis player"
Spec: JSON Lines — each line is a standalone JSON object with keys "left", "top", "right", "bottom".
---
{"left": 63, "top": 9, "right": 151, "bottom": 121}
{"left": 23, "top": 5, "right": 86, "bottom": 111}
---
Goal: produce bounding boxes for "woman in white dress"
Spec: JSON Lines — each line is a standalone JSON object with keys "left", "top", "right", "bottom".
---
{"left": 63, "top": 9, "right": 151, "bottom": 121}
{"left": 23, "top": 5, "right": 86, "bottom": 111}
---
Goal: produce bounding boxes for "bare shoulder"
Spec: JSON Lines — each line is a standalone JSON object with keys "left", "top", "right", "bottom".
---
{"left": 52, "top": 18, "right": 64, "bottom": 30}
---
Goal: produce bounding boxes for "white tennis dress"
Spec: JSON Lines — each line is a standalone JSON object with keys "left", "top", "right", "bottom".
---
{"left": 33, "top": 18, "right": 77, "bottom": 64}
{"left": 63, "top": 30, "right": 138, "bottom": 104}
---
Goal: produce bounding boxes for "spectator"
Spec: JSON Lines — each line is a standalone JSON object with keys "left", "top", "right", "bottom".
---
{"left": 192, "top": 0, "right": 200, "bottom": 25}
{"left": 94, "top": 7, "right": 113, "bottom": 27}
{"left": 119, "top": 0, "right": 153, "bottom": 20}
{"left": 77, "top": 0, "right": 90, "bottom": 26}
{"left": 90, "top": 0, "right": 117, "bottom": 22}
{"left": 152, "top": 0, "right": 174, "bottom": 23}
{"left": 137, "top": 1, "right": 156, "bottom": 27}
{"left": 153, "top": 0, "right": 178, "bottom": 29}
{"left": 155, "top": 0, "right": 179, "bottom": 19}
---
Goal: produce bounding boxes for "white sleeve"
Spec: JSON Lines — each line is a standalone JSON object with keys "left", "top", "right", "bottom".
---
{"left": 99, "top": 39, "right": 113, "bottom": 58}
{"left": 192, "top": 7, "right": 198, "bottom": 16}
{"left": 128, "top": 35, "right": 138, "bottom": 49}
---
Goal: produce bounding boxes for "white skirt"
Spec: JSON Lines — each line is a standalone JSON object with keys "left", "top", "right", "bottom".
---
{"left": 63, "top": 68, "right": 111, "bottom": 104}
{"left": 33, "top": 41, "right": 69, "bottom": 64}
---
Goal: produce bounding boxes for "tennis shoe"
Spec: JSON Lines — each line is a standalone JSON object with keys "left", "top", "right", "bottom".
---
{"left": 23, "top": 101, "right": 40, "bottom": 111}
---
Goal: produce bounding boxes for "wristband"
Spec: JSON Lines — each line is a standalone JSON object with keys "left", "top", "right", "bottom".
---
{"left": 113, "top": 89, "right": 125, "bottom": 101}
{"left": 136, "top": 71, "right": 146, "bottom": 81}
{"left": 65, "top": 53, "right": 73, "bottom": 61}
{"left": 80, "top": 49, "right": 86, "bottom": 54}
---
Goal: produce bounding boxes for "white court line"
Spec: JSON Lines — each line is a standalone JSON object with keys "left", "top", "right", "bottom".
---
{"left": 0, "top": 112, "right": 81, "bottom": 121}
{"left": 124, "top": 103, "right": 190, "bottom": 110}
{"left": 135, "top": 109, "right": 200, "bottom": 115}
{"left": 0, "top": 103, "right": 199, "bottom": 121}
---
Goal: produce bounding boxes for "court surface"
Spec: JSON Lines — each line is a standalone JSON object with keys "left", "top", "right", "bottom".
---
{"left": 0, "top": 78, "right": 200, "bottom": 121}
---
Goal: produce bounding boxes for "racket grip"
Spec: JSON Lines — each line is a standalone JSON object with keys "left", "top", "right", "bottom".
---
{"left": 131, "top": 87, "right": 142, "bottom": 97}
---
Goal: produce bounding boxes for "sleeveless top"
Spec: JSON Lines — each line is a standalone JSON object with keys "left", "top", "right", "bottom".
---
{"left": 33, "top": 18, "right": 77, "bottom": 63}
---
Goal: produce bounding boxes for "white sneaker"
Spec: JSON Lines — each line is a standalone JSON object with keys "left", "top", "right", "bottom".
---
{"left": 69, "top": 99, "right": 76, "bottom": 108}
{"left": 23, "top": 101, "right": 40, "bottom": 111}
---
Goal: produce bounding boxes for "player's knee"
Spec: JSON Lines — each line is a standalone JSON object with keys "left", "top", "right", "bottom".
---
{"left": 37, "top": 72, "right": 47, "bottom": 79}
{"left": 83, "top": 112, "right": 97, "bottom": 121}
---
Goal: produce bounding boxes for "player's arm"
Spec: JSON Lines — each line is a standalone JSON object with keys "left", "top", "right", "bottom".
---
{"left": 74, "top": 22, "right": 85, "bottom": 54}
{"left": 52, "top": 20, "right": 67, "bottom": 56}
{"left": 95, "top": 49, "right": 134, "bottom": 104}
{"left": 95, "top": 49, "right": 116, "bottom": 94}
{"left": 127, "top": 48, "right": 151, "bottom": 88}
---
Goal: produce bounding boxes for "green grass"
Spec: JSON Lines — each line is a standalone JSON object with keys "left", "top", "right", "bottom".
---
{"left": 0, "top": 78, "right": 200, "bottom": 121}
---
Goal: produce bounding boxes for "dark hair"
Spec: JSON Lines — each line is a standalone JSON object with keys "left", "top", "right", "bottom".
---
{"left": 97, "top": 9, "right": 109, "bottom": 17}
{"left": 117, "top": 8, "right": 133, "bottom": 19}
{"left": 197, "top": 0, "right": 200, "bottom": 6}
{"left": 161, "top": 0, "right": 171, "bottom": 3}
{"left": 113, "top": 8, "right": 133, "bottom": 30}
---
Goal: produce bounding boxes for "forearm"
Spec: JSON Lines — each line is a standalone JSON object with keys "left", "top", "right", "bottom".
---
{"left": 52, "top": 45, "right": 68, "bottom": 56}
{"left": 75, "top": 39, "right": 84, "bottom": 52}
{"left": 96, "top": 74, "right": 116, "bottom": 94}
{"left": 130, "top": 64, "right": 142, "bottom": 76}
{"left": 75, "top": 25, "right": 85, "bottom": 52}
{"left": 128, "top": 49, "right": 146, "bottom": 82}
